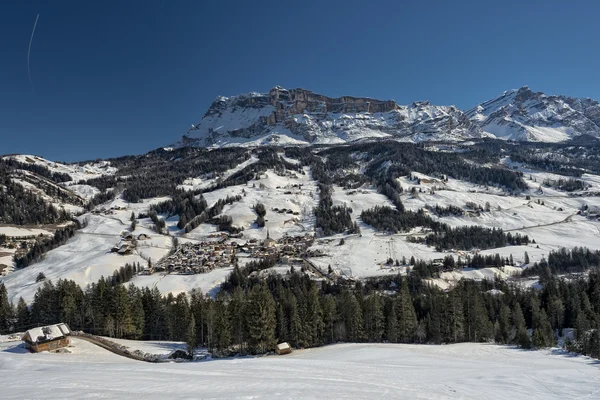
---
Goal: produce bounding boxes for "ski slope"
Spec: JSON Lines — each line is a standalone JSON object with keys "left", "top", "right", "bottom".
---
{"left": 0, "top": 338, "right": 598, "bottom": 399}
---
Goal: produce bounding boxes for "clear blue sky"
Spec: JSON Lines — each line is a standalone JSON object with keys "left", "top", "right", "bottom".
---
{"left": 2, "top": 0, "right": 599, "bottom": 161}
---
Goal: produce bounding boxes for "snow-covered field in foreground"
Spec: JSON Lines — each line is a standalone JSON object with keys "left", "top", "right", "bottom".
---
{"left": 1, "top": 339, "right": 598, "bottom": 399}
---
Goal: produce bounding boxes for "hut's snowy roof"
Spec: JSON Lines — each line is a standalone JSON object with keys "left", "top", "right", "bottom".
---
{"left": 23, "top": 323, "right": 71, "bottom": 344}
{"left": 276, "top": 342, "right": 291, "bottom": 351}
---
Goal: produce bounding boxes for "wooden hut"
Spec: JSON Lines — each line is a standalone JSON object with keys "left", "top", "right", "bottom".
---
{"left": 275, "top": 342, "right": 292, "bottom": 355}
{"left": 22, "top": 323, "right": 72, "bottom": 353}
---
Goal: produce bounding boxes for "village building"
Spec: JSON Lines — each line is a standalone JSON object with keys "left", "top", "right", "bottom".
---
{"left": 22, "top": 323, "right": 72, "bottom": 353}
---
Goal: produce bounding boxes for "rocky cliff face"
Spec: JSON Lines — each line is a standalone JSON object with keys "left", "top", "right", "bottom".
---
{"left": 177, "top": 86, "right": 600, "bottom": 147}
{"left": 179, "top": 87, "right": 484, "bottom": 147}
{"left": 466, "top": 86, "right": 600, "bottom": 142}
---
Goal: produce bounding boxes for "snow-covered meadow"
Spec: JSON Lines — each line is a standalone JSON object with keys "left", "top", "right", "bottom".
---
{"left": 0, "top": 337, "right": 598, "bottom": 399}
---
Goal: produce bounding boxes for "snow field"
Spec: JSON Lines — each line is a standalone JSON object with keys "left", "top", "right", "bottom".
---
{"left": 0, "top": 339, "right": 598, "bottom": 399}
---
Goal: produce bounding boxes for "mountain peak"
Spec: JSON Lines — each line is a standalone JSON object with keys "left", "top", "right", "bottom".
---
{"left": 179, "top": 86, "right": 600, "bottom": 148}
{"left": 467, "top": 87, "right": 600, "bottom": 142}
{"left": 178, "top": 88, "right": 483, "bottom": 148}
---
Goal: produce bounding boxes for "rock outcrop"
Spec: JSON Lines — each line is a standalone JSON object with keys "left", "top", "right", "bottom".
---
{"left": 179, "top": 86, "right": 484, "bottom": 147}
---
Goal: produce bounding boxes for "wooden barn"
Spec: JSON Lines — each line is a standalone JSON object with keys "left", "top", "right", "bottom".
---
{"left": 22, "top": 323, "right": 72, "bottom": 353}
{"left": 275, "top": 342, "right": 292, "bottom": 355}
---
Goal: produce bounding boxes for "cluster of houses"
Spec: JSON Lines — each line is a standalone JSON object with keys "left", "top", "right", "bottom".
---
{"left": 238, "top": 234, "right": 314, "bottom": 260}
{"left": 90, "top": 205, "right": 128, "bottom": 216}
{"left": 155, "top": 241, "right": 237, "bottom": 275}
{"left": 111, "top": 232, "right": 150, "bottom": 255}
{"left": 141, "top": 234, "right": 315, "bottom": 276}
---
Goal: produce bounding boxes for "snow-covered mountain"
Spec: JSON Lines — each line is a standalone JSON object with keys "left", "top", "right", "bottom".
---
{"left": 177, "top": 86, "right": 600, "bottom": 147}
{"left": 466, "top": 86, "right": 600, "bottom": 142}
{"left": 178, "top": 87, "right": 486, "bottom": 147}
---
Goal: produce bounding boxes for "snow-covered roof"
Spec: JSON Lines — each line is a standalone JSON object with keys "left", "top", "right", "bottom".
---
{"left": 23, "top": 323, "right": 71, "bottom": 344}
{"left": 276, "top": 342, "right": 291, "bottom": 351}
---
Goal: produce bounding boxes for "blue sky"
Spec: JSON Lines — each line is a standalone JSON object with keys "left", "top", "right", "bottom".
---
{"left": 2, "top": 0, "right": 599, "bottom": 161}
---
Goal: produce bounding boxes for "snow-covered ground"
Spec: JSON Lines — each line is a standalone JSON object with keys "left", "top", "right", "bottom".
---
{"left": 99, "top": 337, "right": 186, "bottom": 355}
{"left": 186, "top": 166, "right": 318, "bottom": 242}
{"left": 1, "top": 213, "right": 172, "bottom": 304}
{"left": 130, "top": 267, "right": 233, "bottom": 298}
{"left": 0, "top": 226, "right": 52, "bottom": 237}
{"left": 4, "top": 154, "right": 117, "bottom": 181}
{"left": 0, "top": 338, "right": 598, "bottom": 399}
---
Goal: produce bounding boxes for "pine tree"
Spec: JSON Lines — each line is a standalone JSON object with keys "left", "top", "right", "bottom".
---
{"left": 186, "top": 313, "right": 197, "bottom": 357}
{"left": 229, "top": 287, "right": 246, "bottom": 354}
{"left": 0, "top": 283, "right": 13, "bottom": 333}
{"left": 531, "top": 298, "right": 554, "bottom": 348}
{"left": 463, "top": 284, "right": 492, "bottom": 342}
{"left": 288, "top": 294, "right": 303, "bottom": 348}
{"left": 397, "top": 279, "right": 418, "bottom": 342}
{"left": 127, "top": 284, "right": 145, "bottom": 339}
{"left": 213, "top": 291, "right": 231, "bottom": 353}
{"left": 512, "top": 303, "right": 531, "bottom": 348}
{"left": 340, "top": 289, "right": 364, "bottom": 342}
{"left": 303, "top": 285, "right": 324, "bottom": 346}
{"left": 321, "top": 294, "right": 337, "bottom": 344}
{"left": 386, "top": 298, "right": 399, "bottom": 343}
{"left": 363, "top": 294, "right": 384, "bottom": 342}
{"left": 497, "top": 304, "right": 511, "bottom": 344}
{"left": 245, "top": 284, "right": 276, "bottom": 354}
{"left": 111, "top": 284, "right": 132, "bottom": 338}
{"left": 445, "top": 288, "right": 464, "bottom": 343}
{"left": 15, "top": 297, "right": 30, "bottom": 332}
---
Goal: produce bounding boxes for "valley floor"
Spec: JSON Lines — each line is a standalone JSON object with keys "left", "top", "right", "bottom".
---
{"left": 0, "top": 338, "right": 598, "bottom": 399}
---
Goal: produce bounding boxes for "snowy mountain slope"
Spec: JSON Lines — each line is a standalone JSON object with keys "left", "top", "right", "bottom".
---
{"left": 177, "top": 86, "right": 600, "bottom": 147}
{"left": 466, "top": 86, "right": 600, "bottom": 142}
{"left": 3, "top": 154, "right": 117, "bottom": 181}
{"left": 177, "top": 87, "right": 486, "bottom": 147}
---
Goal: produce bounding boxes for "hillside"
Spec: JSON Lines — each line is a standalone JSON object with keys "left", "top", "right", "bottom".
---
{"left": 2, "top": 140, "right": 600, "bottom": 303}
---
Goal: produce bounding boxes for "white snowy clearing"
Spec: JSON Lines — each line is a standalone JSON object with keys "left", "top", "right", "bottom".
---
{"left": 0, "top": 338, "right": 598, "bottom": 399}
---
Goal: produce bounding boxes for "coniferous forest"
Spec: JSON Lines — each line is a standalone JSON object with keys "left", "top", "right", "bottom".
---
{"left": 1, "top": 258, "right": 599, "bottom": 359}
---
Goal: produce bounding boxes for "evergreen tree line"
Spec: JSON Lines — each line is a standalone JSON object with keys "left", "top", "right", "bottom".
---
{"left": 522, "top": 247, "right": 600, "bottom": 278}
{"left": 361, "top": 205, "right": 529, "bottom": 251}
{"left": 425, "top": 204, "right": 465, "bottom": 217}
{"left": 542, "top": 178, "right": 587, "bottom": 192}
{"left": 15, "top": 171, "right": 86, "bottom": 207}
{"left": 418, "top": 226, "right": 530, "bottom": 252}
{"left": 1, "top": 266, "right": 599, "bottom": 359}
{"left": 0, "top": 165, "right": 70, "bottom": 225}
{"left": 14, "top": 222, "right": 81, "bottom": 268}
{"left": 80, "top": 147, "right": 302, "bottom": 204}
{"left": 314, "top": 183, "right": 360, "bottom": 236}
{"left": 151, "top": 191, "right": 208, "bottom": 230}
{"left": 361, "top": 205, "right": 440, "bottom": 234}
{"left": 85, "top": 189, "right": 116, "bottom": 211}
{"left": 339, "top": 141, "right": 530, "bottom": 192}
{"left": 0, "top": 158, "right": 72, "bottom": 183}
{"left": 80, "top": 147, "right": 251, "bottom": 203}
{"left": 463, "top": 139, "right": 600, "bottom": 178}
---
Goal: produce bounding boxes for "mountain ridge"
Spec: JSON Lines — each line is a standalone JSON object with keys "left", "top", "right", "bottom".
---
{"left": 176, "top": 86, "right": 600, "bottom": 148}
{"left": 466, "top": 86, "right": 600, "bottom": 142}
{"left": 177, "top": 86, "right": 486, "bottom": 148}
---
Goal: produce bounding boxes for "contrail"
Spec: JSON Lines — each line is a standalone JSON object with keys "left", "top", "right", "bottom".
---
{"left": 27, "top": 13, "right": 40, "bottom": 92}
